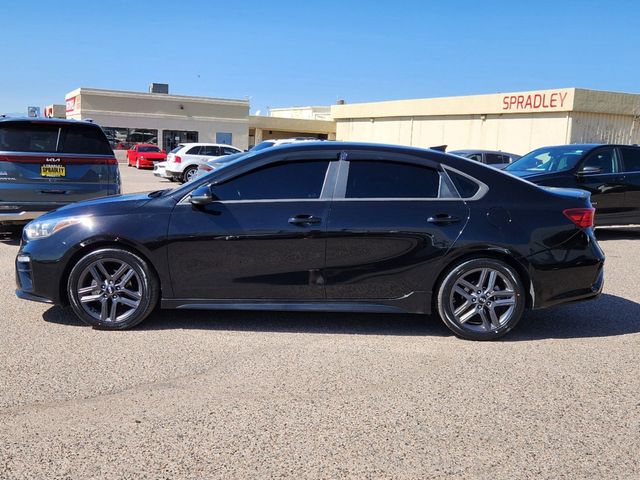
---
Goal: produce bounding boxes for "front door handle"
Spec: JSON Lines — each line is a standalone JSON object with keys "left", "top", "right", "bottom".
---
{"left": 427, "top": 214, "right": 461, "bottom": 225}
{"left": 288, "top": 214, "right": 322, "bottom": 226}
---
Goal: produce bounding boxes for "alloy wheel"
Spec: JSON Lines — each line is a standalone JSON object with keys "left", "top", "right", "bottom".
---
{"left": 76, "top": 258, "right": 142, "bottom": 324}
{"left": 449, "top": 267, "right": 517, "bottom": 332}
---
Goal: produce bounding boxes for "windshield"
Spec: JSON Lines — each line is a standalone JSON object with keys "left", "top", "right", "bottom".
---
{"left": 505, "top": 146, "right": 588, "bottom": 173}
{"left": 138, "top": 146, "right": 160, "bottom": 152}
{"left": 250, "top": 141, "right": 275, "bottom": 152}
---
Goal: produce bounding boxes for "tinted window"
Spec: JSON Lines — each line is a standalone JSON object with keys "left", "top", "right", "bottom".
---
{"left": 186, "top": 146, "right": 202, "bottom": 155}
{"left": 448, "top": 171, "right": 480, "bottom": 198}
{"left": 59, "top": 125, "right": 112, "bottom": 155}
{"left": 212, "top": 160, "right": 329, "bottom": 200}
{"left": 620, "top": 147, "right": 640, "bottom": 172}
{"left": 346, "top": 161, "right": 440, "bottom": 199}
{"left": 485, "top": 153, "right": 507, "bottom": 165}
{"left": 582, "top": 148, "right": 616, "bottom": 174}
{"left": 170, "top": 145, "right": 184, "bottom": 154}
{"left": 223, "top": 147, "right": 240, "bottom": 155}
{"left": 201, "top": 146, "right": 221, "bottom": 156}
{"left": 467, "top": 153, "right": 482, "bottom": 162}
{"left": 0, "top": 123, "right": 59, "bottom": 153}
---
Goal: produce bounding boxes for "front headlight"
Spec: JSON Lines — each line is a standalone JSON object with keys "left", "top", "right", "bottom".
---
{"left": 24, "top": 216, "right": 93, "bottom": 240}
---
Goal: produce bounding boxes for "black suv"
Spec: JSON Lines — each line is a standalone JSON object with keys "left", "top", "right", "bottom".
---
{"left": 505, "top": 144, "right": 640, "bottom": 226}
{"left": 0, "top": 118, "right": 120, "bottom": 226}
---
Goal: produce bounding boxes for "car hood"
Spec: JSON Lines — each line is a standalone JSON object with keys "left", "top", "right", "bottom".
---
{"left": 37, "top": 193, "right": 154, "bottom": 220}
{"left": 505, "top": 170, "right": 564, "bottom": 182}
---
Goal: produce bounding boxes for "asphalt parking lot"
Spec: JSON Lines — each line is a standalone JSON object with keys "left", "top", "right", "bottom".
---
{"left": 0, "top": 164, "right": 639, "bottom": 479}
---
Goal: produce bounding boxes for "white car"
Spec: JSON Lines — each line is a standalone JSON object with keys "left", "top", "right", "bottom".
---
{"left": 165, "top": 143, "right": 242, "bottom": 183}
{"left": 250, "top": 137, "right": 325, "bottom": 151}
{"left": 153, "top": 161, "right": 173, "bottom": 181}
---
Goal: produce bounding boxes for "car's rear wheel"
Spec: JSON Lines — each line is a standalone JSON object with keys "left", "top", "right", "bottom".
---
{"left": 436, "top": 258, "right": 525, "bottom": 340}
{"left": 67, "top": 248, "right": 159, "bottom": 329}
{"left": 182, "top": 166, "right": 198, "bottom": 183}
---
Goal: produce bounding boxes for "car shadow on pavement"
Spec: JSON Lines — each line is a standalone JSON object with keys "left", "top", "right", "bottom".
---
{"left": 42, "top": 293, "right": 640, "bottom": 340}
{"left": 595, "top": 226, "right": 640, "bottom": 241}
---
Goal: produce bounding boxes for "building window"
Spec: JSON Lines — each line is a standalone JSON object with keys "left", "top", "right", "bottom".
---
{"left": 102, "top": 127, "right": 158, "bottom": 150}
{"left": 162, "top": 130, "right": 199, "bottom": 152}
{"left": 216, "top": 132, "right": 233, "bottom": 145}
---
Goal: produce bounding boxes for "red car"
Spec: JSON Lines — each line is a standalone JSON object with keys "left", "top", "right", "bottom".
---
{"left": 127, "top": 144, "right": 166, "bottom": 169}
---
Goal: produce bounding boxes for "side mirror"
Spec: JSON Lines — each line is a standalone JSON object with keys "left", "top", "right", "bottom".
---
{"left": 577, "top": 165, "right": 603, "bottom": 176}
{"left": 189, "top": 185, "right": 214, "bottom": 205}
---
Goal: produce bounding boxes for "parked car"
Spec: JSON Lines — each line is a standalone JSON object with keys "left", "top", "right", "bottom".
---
{"left": 505, "top": 143, "right": 640, "bottom": 226}
{"left": 165, "top": 143, "right": 242, "bottom": 183}
{"left": 450, "top": 149, "right": 521, "bottom": 169}
{"left": 0, "top": 117, "right": 120, "bottom": 227}
{"left": 250, "top": 137, "right": 324, "bottom": 151}
{"left": 126, "top": 144, "right": 166, "bottom": 169}
{"left": 16, "top": 142, "right": 604, "bottom": 340}
{"left": 195, "top": 152, "right": 246, "bottom": 179}
{"left": 152, "top": 161, "right": 173, "bottom": 181}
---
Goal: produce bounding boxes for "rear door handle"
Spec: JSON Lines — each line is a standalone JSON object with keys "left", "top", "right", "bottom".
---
{"left": 288, "top": 214, "right": 322, "bottom": 225}
{"left": 427, "top": 214, "right": 461, "bottom": 225}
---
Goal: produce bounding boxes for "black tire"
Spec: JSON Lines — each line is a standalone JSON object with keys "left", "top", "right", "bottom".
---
{"left": 67, "top": 248, "right": 160, "bottom": 330}
{"left": 181, "top": 166, "right": 197, "bottom": 183}
{"left": 436, "top": 258, "right": 525, "bottom": 340}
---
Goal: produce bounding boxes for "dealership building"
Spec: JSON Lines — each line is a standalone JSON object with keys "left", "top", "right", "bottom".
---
{"left": 331, "top": 88, "right": 640, "bottom": 155}
{"left": 61, "top": 86, "right": 336, "bottom": 152}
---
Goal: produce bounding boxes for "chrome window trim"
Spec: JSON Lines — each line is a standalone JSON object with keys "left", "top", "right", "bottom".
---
{"left": 442, "top": 166, "right": 489, "bottom": 201}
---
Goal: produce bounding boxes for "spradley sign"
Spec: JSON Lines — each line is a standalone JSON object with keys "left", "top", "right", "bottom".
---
{"left": 502, "top": 91, "right": 569, "bottom": 111}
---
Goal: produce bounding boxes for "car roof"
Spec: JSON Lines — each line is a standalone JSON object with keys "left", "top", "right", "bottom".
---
{"left": 178, "top": 143, "right": 238, "bottom": 148}
{"left": 450, "top": 149, "right": 520, "bottom": 155}
{"left": 0, "top": 117, "right": 99, "bottom": 126}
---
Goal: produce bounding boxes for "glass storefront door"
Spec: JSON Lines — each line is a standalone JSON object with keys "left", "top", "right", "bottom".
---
{"left": 162, "top": 130, "right": 199, "bottom": 152}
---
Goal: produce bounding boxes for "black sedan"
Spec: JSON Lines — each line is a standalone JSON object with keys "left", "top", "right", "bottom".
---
{"left": 15, "top": 142, "right": 605, "bottom": 340}
{"left": 505, "top": 144, "right": 640, "bottom": 226}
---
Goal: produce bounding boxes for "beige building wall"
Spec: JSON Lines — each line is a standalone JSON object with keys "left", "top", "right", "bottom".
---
{"left": 65, "top": 88, "right": 250, "bottom": 150}
{"left": 332, "top": 88, "right": 640, "bottom": 155}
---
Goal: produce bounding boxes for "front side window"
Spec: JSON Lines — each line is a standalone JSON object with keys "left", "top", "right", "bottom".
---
{"left": 620, "top": 147, "right": 640, "bottom": 172}
{"left": 223, "top": 147, "right": 240, "bottom": 155}
{"left": 581, "top": 148, "right": 616, "bottom": 174}
{"left": 201, "top": 146, "right": 220, "bottom": 156}
{"left": 345, "top": 161, "right": 441, "bottom": 199}
{"left": 211, "top": 160, "right": 330, "bottom": 200}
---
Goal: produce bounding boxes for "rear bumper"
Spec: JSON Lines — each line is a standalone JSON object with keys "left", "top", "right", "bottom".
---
{"left": 528, "top": 230, "right": 605, "bottom": 309}
{"left": 166, "top": 169, "right": 182, "bottom": 180}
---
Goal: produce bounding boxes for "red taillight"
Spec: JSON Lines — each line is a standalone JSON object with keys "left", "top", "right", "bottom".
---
{"left": 174, "top": 156, "right": 182, "bottom": 164}
{"left": 563, "top": 208, "right": 595, "bottom": 229}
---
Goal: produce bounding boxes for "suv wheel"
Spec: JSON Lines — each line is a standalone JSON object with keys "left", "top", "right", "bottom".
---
{"left": 67, "top": 248, "right": 159, "bottom": 329}
{"left": 436, "top": 258, "right": 525, "bottom": 340}
{"left": 182, "top": 166, "right": 198, "bottom": 183}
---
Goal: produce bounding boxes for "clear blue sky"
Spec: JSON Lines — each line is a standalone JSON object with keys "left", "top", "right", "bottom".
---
{"left": 1, "top": 0, "right": 638, "bottom": 115}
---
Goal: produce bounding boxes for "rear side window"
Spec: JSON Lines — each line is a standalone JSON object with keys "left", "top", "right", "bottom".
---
{"left": 620, "top": 147, "right": 640, "bottom": 172}
{"left": 447, "top": 171, "right": 480, "bottom": 198}
{"left": 186, "top": 146, "right": 202, "bottom": 155}
{"left": 201, "top": 146, "right": 221, "bottom": 156}
{"left": 0, "top": 123, "right": 59, "bottom": 153}
{"left": 59, "top": 125, "right": 112, "bottom": 155}
{"left": 212, "top": 160, "right": 330, "bottom": 200}
{"left": 346, "top": 161, "right": 440, "bottom": 199}
{"left": 485, "top": 153, "right": 507, "bottom": 165}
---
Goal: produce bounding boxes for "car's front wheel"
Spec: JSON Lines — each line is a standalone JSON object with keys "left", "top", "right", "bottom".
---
{"left": 436, "top": 258, "right": 525, "bottom": 340}
{"left": 67, "top": 248, "right": 159, "bottom": 329}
